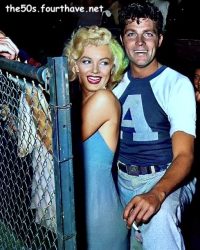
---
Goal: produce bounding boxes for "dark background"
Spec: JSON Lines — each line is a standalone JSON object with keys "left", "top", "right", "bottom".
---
{"left": 1, "top": 1, "right": 200, "bottom": 249}
{"left": 1, "top": 0, "right": 200, "bottom": 75}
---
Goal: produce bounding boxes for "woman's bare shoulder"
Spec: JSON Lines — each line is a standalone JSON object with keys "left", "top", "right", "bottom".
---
{"left": 83, "top": 89, "right": 120, "bottom": 122}
{"left": 88, "top": 89, "right": 119, "bottom": 106}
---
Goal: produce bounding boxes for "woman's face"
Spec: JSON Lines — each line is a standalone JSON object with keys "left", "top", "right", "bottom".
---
{"left": 76, "top": 44, "right": 114, "bottom": 94}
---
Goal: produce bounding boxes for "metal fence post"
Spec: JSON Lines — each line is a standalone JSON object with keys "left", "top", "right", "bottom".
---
{"left": 48, "top": 57, "right": 76, "bottom": 250}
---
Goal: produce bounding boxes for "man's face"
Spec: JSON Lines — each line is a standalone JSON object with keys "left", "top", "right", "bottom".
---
{"left": 194, "top": 68, "right": 200, "bottom": 91}
{"left": 121, "top": 18, "right": 163, "bottom": 69}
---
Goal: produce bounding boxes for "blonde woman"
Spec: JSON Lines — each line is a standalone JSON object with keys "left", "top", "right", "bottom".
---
{"left": 63, "top": 26, "right": 129, "bottom": 249}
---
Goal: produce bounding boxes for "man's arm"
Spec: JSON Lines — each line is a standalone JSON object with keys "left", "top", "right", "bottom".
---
{"left": 123, "top": 131, "right": 194, "bottom": 227}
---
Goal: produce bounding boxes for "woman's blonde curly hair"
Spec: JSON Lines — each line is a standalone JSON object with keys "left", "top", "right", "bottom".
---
{"left": 63, "top": 26, "right": 128, "bottom": 89}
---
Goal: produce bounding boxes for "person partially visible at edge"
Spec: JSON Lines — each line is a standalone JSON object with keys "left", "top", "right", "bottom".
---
{"left": 0, "top": 30, "right": 41, "bottom": 66}
{"left": 193, "top": 66, "right": 200, "bottom": 103}
{"left": 0, "top": 30, "right": 19, "bottom": 60}
{"left": 0, "top": 29, "right": 51, "bottom": 152}
{"left": 63, "top": 25, "right": 129, "bottom": 249}
{"left": 192, "top": 66, "right": 200, "bottom": 179}
{"left": 0, "top": 29, "right": 54, "bottom": 230}
{"left": 113, "top": 1, "right": 196, "bottom": 249}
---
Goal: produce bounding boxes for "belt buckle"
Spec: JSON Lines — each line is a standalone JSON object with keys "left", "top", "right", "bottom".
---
{"left": 128, "top": 165, "right": 139, "bottom": 176}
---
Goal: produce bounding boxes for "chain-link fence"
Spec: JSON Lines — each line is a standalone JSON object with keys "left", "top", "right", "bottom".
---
{"left": 0, "top": 57, "right": 76, "bottom": 250}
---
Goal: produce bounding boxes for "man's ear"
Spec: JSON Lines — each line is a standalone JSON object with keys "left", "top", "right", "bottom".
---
{"left": 158, "top": 34, "right": 163, "bottom": 48}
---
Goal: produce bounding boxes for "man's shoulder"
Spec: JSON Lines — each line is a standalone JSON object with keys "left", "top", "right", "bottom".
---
{"left": 112, "top": 72, "right": 130, "bottom": 98}
{"left": 153, "top": 66, "right": 191, "bottom": 89}
{"left": 160, "top": 66, "right": 189, "bottom": 80}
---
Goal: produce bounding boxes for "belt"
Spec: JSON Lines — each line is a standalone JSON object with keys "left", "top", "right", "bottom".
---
{"left": 117, "top": 161, "right": 167, "bottom": 176}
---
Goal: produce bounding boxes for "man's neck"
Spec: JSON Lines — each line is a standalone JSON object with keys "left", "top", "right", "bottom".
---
{"left": 130, "top": 61, "right": 161, "bottom": 78}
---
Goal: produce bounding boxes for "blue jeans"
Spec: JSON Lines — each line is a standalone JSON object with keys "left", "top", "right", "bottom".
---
{"left": 118, "top": 167, "right": 196, "bottom": 250}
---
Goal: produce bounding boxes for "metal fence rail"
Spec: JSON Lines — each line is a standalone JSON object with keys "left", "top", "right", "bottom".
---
{"left": 0, "top": 57, "right": 76, "bottom": 250}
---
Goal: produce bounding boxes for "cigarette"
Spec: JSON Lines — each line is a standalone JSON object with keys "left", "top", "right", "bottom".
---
{"left": 132, "top": 222, "right": 140, "bottom": 231}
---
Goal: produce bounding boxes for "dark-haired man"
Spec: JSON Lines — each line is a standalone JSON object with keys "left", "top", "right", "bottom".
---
{"left": 113, "top": 1, "right": 196, "bottom": 249}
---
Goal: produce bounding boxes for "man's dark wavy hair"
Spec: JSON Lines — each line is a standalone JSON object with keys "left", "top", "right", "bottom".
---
{"left": 119, "top": 0, "right": 164, "bottom": 36}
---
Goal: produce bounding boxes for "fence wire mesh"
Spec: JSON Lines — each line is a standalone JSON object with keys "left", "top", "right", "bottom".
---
{"left": 0, "top": 69, "right": 57, "bottom": 249}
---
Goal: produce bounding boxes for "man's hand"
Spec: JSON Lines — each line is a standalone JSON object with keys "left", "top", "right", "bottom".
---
{"left": 123, "top": 189, "right": 165, "bottom": 228}
{"left": 124, "top": 131, "right": 194, "bottom": 229}
{"left": 0, "top": 36, "right": 19, "bottom": 60}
